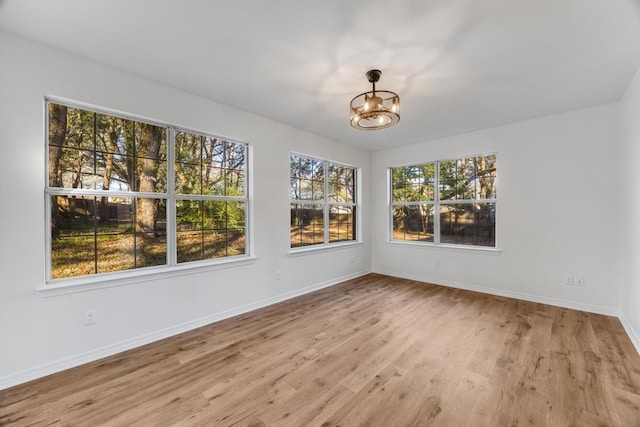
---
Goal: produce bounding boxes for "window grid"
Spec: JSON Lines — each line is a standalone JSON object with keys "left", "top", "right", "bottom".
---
{"left": 290, "top": 154, "right": 357, "bottom": 248}
{"left": 45, "top": 100, "right": 249, "bottom": 283}
{"left": 390, "top": 154, "right": 496, "bottom": 248}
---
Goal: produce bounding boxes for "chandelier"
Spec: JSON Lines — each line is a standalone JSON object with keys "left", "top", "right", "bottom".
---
{"left": 350, "top": 69, "right": 400, "bottom": 130}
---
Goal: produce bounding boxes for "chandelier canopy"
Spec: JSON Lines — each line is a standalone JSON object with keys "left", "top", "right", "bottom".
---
{"left": 350, "top": 69, "right": 400, "bottom": 130}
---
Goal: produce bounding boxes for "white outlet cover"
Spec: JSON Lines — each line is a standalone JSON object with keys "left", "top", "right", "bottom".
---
{"left": 84, "top": 310, "right": 96, "bottom": 325}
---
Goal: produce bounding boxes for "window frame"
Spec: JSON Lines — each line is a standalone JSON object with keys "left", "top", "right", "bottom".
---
{"left": 289, "top": 152, "right": 360, "bottom": 251}
{"left": 389, "top": 153, "right": 497, "bottom": 250}
{"left": 43, "top": 97, "right": 252, "bottom": 288}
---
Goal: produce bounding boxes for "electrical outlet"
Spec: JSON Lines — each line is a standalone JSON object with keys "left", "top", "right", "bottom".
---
{"left": 84, "top": 309, "right": 96, "bottom": 325}
{"left": 564, "top": 275, "right": 574, "bottom": 286}
{"left": 275, "top": 270, "right": 281, "bottom": 281}
{"left": 351, "top": 255, "right": 355, "bottom": 264}
{"left": 575, "top": 276, "right": 585, "bottom": 287}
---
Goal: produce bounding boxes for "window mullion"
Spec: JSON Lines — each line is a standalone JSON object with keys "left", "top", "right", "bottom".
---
{"left": 167, "top": 126, "right": 176, "bottom": 267}
{"left": 434, "top": 161, "right": 441, "bottom": 244}
{"left": 324, "top": 161, "right": 329, "bottom": 244}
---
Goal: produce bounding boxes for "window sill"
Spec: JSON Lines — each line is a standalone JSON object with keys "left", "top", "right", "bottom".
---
{"left": 37, "top": 256, "right": 258, "bottom": 297}
{"left": 385, "top": 240, "right": 501, "bottom": 255}
{"left": 288, "top": 241, "right": 363, "bottom": 257}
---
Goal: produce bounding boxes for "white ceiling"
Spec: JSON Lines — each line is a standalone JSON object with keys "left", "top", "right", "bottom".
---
{"left": 1, "top": 0, "right": 640, "bottom": 151}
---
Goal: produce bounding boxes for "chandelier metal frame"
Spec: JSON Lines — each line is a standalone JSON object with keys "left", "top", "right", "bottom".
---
{"left": 350, "top": 69, "right": 400, "bottom": 130}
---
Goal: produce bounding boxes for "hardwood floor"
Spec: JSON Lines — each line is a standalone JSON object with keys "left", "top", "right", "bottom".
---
{"left": 2, "top": 273, "right": 640, "bottom": 426}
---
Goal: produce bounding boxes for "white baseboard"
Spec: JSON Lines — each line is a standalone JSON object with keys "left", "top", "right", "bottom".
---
{"left": 375, "top": 269, "right": 621, "bottom": 317}
{"left": 619, "top": 313, "right": 640, "bottom": 356}
{"left": 0, "top": 270, "right": 370, "bottom": 390}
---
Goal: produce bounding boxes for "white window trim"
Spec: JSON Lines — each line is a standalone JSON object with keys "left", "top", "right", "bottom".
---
{"left": 384, "top": 240, "right": 501, "bottom": 254}
{"left": 388, "top": 153, "right": 498, "bottom": 250}
{"left": 43, "top": 97, "right": 253, "bottom": 290}
{"left": 289, "top": 152, "right": 361, "bottom": 253}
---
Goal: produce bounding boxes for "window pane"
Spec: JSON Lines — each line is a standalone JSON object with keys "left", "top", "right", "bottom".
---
{"left": 477, "top": 155, "right": 497, "bottom": 199}
{"left": 136, "top": 232, "right": 167, "bottom": 268}
{"left": 225, "top": 168, "right": 245, "bottom": 197}
{"left": 299, "top": 179, "right": 313, "bottom": 200}
{"left": 51, "top": 235, "right": 96, "bottom": 279}
{"left": 48, "top": 105, "right": 94, "bottom": 150}
{"left": 404, "top": 166, "right": 420, "bottom": 202}
{"left": 290, "top": 177, "right": 301, "bottom": 200}
{"left": 459, "top": 157, "right": 478, "bottom": 199}
{"left": 290, "top": 154, "right": 302, "bottom": 179}
{"left": 51, "top": 195, "right": 97, "bottom": 279}
{"left": 329, "top": 164, "right": 345, "bottom": 202}
{"left": 176, "top": 230, "right": 202, "bottom": 263}
{"left": 392, "top": 205, "right": 434, "bottom": 242}
{"left": 96, "top": 151, "right": 133, "bottom": 191}
{"left": 177, "top": 200, "right": 203, "bottom": 262}
{"left": 420, "top": 163, "right": 435, "bottom": 201}
{"left": 345, "top": 168, "right": 356, "bottom": 203}
{"left": 312, "top": 178, "right": 324, "bottom": 200}
{"left": 329, "top": 205, "right": 355, "bottom": 243}
{"left": 132, "top": 124, "right": 166, "bottom": 193}
{"left": 202, "top": 166, "right": 224, "bottom": 195}
{"left": 226, "top": 228, "right": 246, "bottom": 256}
{"left": 290, "top": 203, "right": 324, "bottom": 247}
{"left": 391, "top": 167, "right": 407, "bottom": 203}
{"left": 439, "top": 160, "right": 458, "bottom": 200}
{"left": 207, "top": 140, "right": 245, "bottom": 196}
{"left": 439, "top": 203, "right": 495, "bottom": 247}
{"left": 135, "top": 198, "right": 167, "bottom": 267}
{"left": 176, "top": 161, "right": 203, "bottom": 194}
{"left": 204, "top": 201, "right": 245, "bottom": 258}
{"left": 96, "top": 197, "right": 134, "bottom": 273}
{"left": 224, "top": 141, "right": 245, "bottom": 194}
{"left": 55, "top": 148, "right": 97, "bottom": 189}
{"left": 175, "top": 131, "right": 204, "bottom": 194}
{"left": 329, "top": 164, "right": 356, "bottom": 203}
{"left": 225, "top": 201, "right": 246, "bottom": 229}
{"left": 177, "top": 200, "right": 245, "bottom": 263}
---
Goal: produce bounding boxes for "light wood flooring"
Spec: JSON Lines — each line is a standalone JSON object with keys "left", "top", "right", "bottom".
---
{"left": 2, "top": 274, "right": 640, "bottom": 426}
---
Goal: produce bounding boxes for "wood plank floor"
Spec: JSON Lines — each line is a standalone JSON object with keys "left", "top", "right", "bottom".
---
{"left": 2, "top": 274, "right": 640, "bottom": 426}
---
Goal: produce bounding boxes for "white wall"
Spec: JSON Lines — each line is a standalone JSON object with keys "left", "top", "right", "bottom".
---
{"left": 0, "top": 32, "right": 371, "bottom": 388}
{"left": 372, "top": 104, "right": 621, "bottom": 314}
{"left": 619, "top": 68, "right": 640, "bottom": 352}
{"left": 2, "top": 28, "right": 638, "bottom": 389}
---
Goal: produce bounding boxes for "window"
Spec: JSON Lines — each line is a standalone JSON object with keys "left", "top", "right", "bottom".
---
{"left": 290, "top": 154, "right": 357, "bottom": 248}
{"left": 390, "top": 154, "right": 496, "bottom": 247}
{"left": 174, "top": 131, "right": 246, "bottom": 262}
{"left": 46, "top": 100, "right": 248, "bottom": 282}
